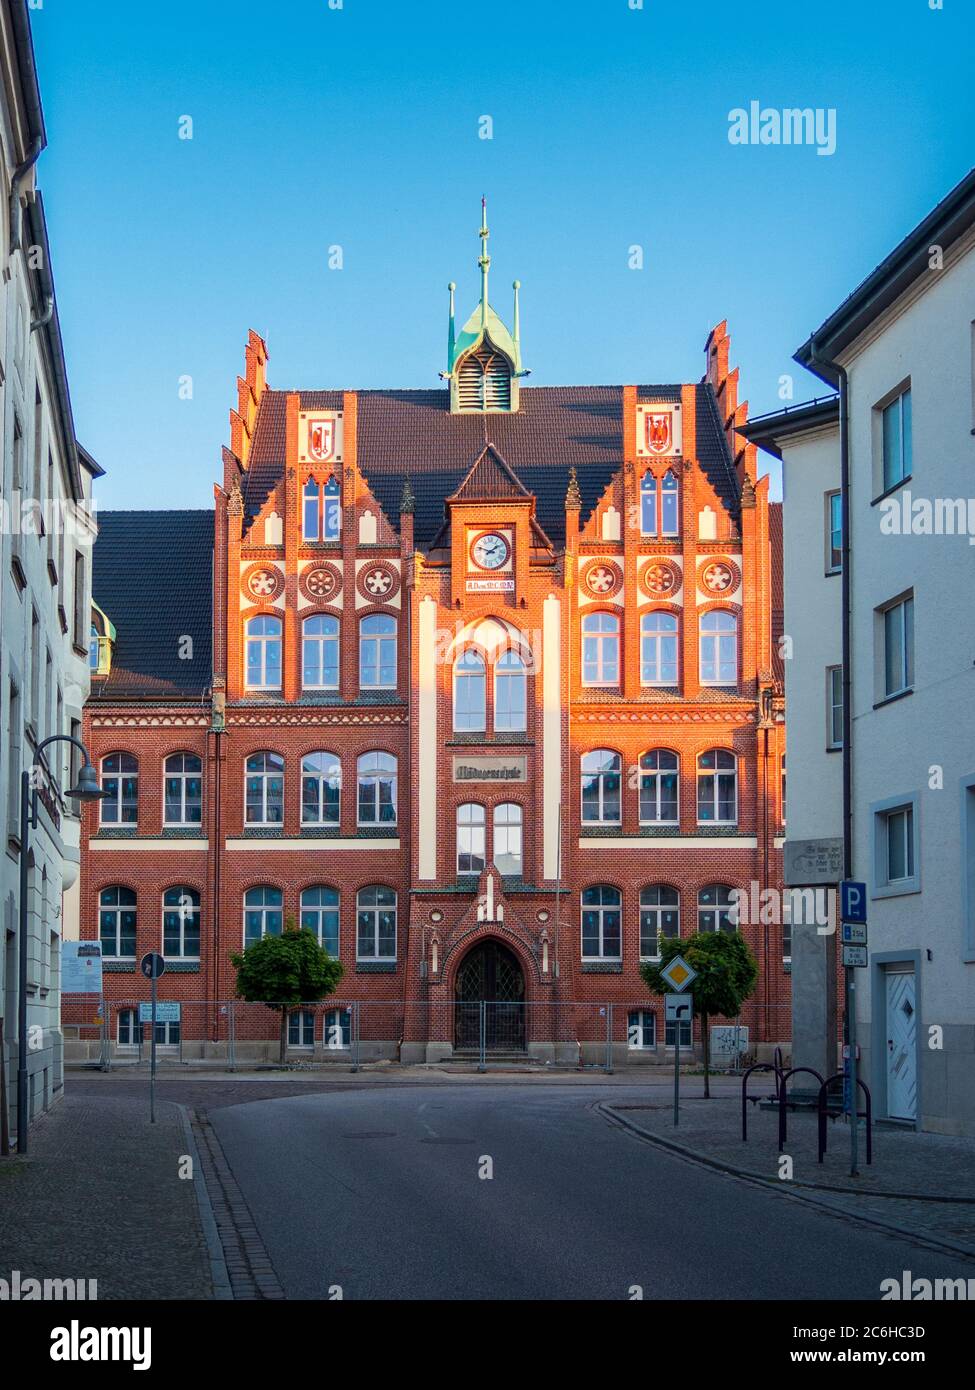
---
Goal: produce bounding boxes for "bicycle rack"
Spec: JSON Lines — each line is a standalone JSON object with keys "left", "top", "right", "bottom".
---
{"left": 818, "top": 1072, "right": 872, "bottom": 1165}
{"left": 777, "top": 1066, "right": 825, "bottom": 1151}
{"left": 740, "top": 1062, "right": 783, "bottom": 1142}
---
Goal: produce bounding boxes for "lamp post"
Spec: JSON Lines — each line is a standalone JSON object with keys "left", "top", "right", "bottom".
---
{"left": 17, "top": 734, "right": 104, "bottom": 1154}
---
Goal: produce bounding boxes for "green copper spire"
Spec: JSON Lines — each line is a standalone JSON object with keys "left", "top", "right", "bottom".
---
{"left": 445, "top": 199, "right": 528, "bottom": 413}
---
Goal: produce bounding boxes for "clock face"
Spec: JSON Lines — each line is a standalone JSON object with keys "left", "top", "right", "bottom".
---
{"left": 470, "top": 531, "right": 511, "bottom": 571}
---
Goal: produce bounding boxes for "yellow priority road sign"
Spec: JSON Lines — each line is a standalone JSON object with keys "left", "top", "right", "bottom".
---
{"left": 660, "top": 954, "right": 697, "bottom": 993}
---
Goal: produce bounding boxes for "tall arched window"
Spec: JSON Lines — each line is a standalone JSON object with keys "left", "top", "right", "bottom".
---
{"left": 302, "top": 478, "right": 320, "bottom": 540}
{"left": 302, "top": 614, "right": 340, "bottom": 690}
{"left": 640, "top": 612, "right": 679, "bottom": 685}
{"left": 99, "top": 886, "right": 137, "bottom": 958}
{"left": 453, "top": 649, "right": 487, "bottom": 732}
{"left": 100, "top": 753, "right": 138, "bottom": 826}
{"left": 581, "top": 749, "right": 622, "bottom": 824}
{"left": 356, "top": 885, "right": 397, "bottom": 961}
{"left": 243, "top": 886, "right": 283, "bottom": 946}
{"left": 357, "top": 752, "right": 397, "bottom": 825}
{"left": 639, "top": 885, "right": 680, "bottom": 958}
{"left": 698, "top": 883, "right": 737, "bottom": 934}
{"left": 699, "top": 609, "right": 738, "bottom": 686}
{"left": 163, "top": 753, "right": 202, "bottom": 825}
{"left": 302, "top": 476, "right": 341, "bottom": 541}
{"left": 359, "top": 614, "right": 397, "bottom": 689}
{"left": 639, "top": 750, "right": 679, "bottom": 824}
{"left": 162, "top": 886, "right": 200, "bottom": 958}
{"left": 493, "top": 803, "right": 523, "bottom": 876}
{"left": 245, "top": 615, "right": 282, "bottom": 690}
{"left": 301, "top": 752, "right": 341, "bottom": 825}
{"left": 581, "top": 885, "right": 622, "bottom": 960}
{"left": 581, "top": 612, "right": 620, "bottom": 687}
{"left": 323, "top": 476, "right": 341, "bottom": 538}
{"left": 245, "top": 752, "right": 285, "bottom": 825}
{"left": 696, "top": 749, "right": 737, "bottom": 824}
{"left": 456, "top": 803, "right": 486, "bottom": 874}
{"left": 661, "top": 470, "right": 679, "bottom": 535}
{"left": 300, "top": 885, "right": 340, "bottom": 956}
{"left": 494, "top": 649, "right": 527, "bottom": 731}
{"left": 640, "top": 470, "right": 680, "bottom": 537}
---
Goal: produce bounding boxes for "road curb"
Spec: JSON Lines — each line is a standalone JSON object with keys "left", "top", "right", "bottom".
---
{"left": 599, "top": 1103, "right": 975, "bottom": 1263}
{"left": 176, "top": 1103, "right": 233, "bottom": 1301}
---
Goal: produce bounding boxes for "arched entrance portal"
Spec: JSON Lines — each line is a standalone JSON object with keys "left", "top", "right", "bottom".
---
{"left": 454, "top": 940, "right": 526, "bottom": 1052}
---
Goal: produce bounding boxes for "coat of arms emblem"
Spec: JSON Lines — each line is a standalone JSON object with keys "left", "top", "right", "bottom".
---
{"left": 644, "top": 411, "right": 672, "bottom": 455}
{"left": 308, "top": 419, "right": 335, "bottom": 462}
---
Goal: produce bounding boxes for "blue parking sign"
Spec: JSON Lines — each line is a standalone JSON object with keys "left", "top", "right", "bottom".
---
{"left": 840, "top": 880, "right": 867, "bottom": 924}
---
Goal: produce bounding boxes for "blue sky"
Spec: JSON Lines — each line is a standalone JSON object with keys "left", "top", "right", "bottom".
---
{"left": 31, "top": 0, "right": 975, "bottom": 509}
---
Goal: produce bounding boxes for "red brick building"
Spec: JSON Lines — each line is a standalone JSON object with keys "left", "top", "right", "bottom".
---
{"left": 72, "top": 215, "right": 787, "bottom": 1065}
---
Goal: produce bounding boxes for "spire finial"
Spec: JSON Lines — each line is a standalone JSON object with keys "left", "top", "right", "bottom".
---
{"left": 447, "top": 282, "right": 456, "bottom": 373}
{"left": 478, "top": 196, "right": 490, "bottom": 329}
{"left": 565, "top": 466, "right": 582, "bottom": 511}
{"left": 512, "top": 279, "right": 521, "bottom": 358}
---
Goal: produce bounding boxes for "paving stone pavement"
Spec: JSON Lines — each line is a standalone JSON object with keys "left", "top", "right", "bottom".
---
{"left": 0, "top": 1094, "right": 214, "bottom": 1300}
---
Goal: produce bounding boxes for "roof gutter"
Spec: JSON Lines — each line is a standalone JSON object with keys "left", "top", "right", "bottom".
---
{"left": 25, "top": 193, "right": 83, "bottom": 500}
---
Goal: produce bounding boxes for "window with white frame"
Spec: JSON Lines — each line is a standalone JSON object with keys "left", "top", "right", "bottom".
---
{"left": 243, "top": 885, "right": 283, "bottom": 946}
{"left": 581, "top": 612, "right": 620, "bottom": 686}
{"left": 288, "top": 1011, "right": 315, "bottom": 1048}
{"left": 245, "top": 751, "right": 284, "bottom": 825}
{"left": 640, "top": 885, "right": 680, "bottom": 958}
{"left": 698, "top": 883, "right": 737, "bottom": 933}
{"left": 881, "top": 386, "right": 912, "bottom": 492}
{"left": 100, "top": 753, "right": 138, "bottom": 825}
{"left": 640, "top": 470, "right": 679, "bottom": 537}
{"left": 781, "top": 754, "right": 786, "bottom": 826}
{"left": 117, "top": 1009, "right": 141, "bottom": 1048}
{"left": 639, "top": 750, "right": 679, "bottom": 824}
{"left": 699, "top": 610, "right": 738, "bottom": 686}
{"left": 300, "top": 885, "right": 340, "bottom": 955}
{"left": 301, "top": 751, "right": 341, "bottom": 825}
{"left": 302, "top": 476, "right": 341, "bottom": 541}
{"left": 641, "top": 611, "right": 679, "bottom": 685}
{"left": 581, "top": 885, "right": 622, "bottom": 960}
{"left": 324, "top": 1008, "right": 352, "bottom": 1049}
{"left": 874, "top": 801, "right": 918, "bottom": 893}
{"left": 580, "top": 749, "right": 622, "bottom": 824}
{"left": 302, "top": 614, "right": 340, "bottom": 690}
{"left": 302, "top": 478, "right": 320, "bottom": 541}
{"left": 453, "top": 649, "right": 487, "bottom": 731}
{"left": 245, "top": 615, "right": 282, "bottom": 690}
{"left": 494, "top": 649, "right": 527, "bottom": 731}
{"left": 456, "top": 803, "right": 486, "bottom": 874}
{"left": 697, "top": 749, "right": 737, "bottom": 824}
{"left": 665, "top": 1014, "right": 692, "bottom": 1048}
{"left": 493, "top": 802, "right": 523, "bottom": 876}
{"left": 827, "top": 666, "right": 843, "bottom": 749}
{"left": 359, "top": 613, "right": 397, "bottom": 689}
{"left": 153, "top": 1018, "right": 180, "bottom": 1047}
{"left": 162, "top": 886, "right": 200, "bottom": 958}
{"left": 880, "top": 593, "right": 914, "bottom": 699}
{"left": 356, "top": 885, "right": 396, "bottom": 960}
{"left": 357, "top": 751, "right": 397, "bottom": 825}
{"left": 826, "top": 491, "right": 842, "bottom": 573}
{"left": 628, "top": 1009, "right": 657, "bottom": 1049}
{"left": 163, "top": 753, "right": 202, "bottom": 825}
{"left": 100, "top": 886, "right": 137, "bottom": 958}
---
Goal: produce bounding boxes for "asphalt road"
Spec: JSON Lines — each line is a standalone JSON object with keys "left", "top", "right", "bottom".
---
{"left": 210, "top": 1083, "right": 975, "bottom": 1301}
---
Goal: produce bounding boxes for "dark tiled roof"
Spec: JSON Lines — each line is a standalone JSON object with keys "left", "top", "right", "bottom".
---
{"left": 91, "top": 510, "right": 214, "bottom": 700}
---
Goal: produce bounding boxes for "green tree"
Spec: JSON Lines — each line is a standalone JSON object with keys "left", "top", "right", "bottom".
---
{"left": 231, "top": 917, "right": 344, "bottom": 1063}
{"left": 640, "top": 932, "right": 758, "bottom": 1097}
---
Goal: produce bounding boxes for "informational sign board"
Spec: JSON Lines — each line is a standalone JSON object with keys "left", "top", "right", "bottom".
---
{"left": 842, "top": 944, "right": 868, "bottom": 968}
{"left": 139, "top": 1002, "right": 180, "bottom": 1024}
{"left": 840, "top": 881, "right": 868, "bottom": 924}
{"left": 711, "top": 1025, "right": 750, "bottom": 1059}
{"left": 61, "top": 941, "right": 103, "bottom": 994}
{"left": 841, "top": 922, "right": 868, "bottom": 945}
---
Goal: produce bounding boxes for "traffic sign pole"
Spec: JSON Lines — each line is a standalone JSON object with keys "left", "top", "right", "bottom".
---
{"left": 840, "top": 882, "right": 867, "bottom": 1178}
{"left": 674, "top": 1021, "right": 680, "bottom": 1126}
{"left": 150, "top": 971, "right": 157, "bottom": 1125}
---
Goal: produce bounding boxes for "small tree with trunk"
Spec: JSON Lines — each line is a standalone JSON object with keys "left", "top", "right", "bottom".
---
{"left": 640, "top": 932, "right": 758, "bottom": 1097}
{"left": 231, "top": 918, "right": 344, "bottom": 1063}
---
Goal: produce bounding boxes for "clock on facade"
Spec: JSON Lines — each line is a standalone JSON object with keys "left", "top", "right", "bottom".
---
{"left": 469, "top": 531, "right": 511, "bottom": 571}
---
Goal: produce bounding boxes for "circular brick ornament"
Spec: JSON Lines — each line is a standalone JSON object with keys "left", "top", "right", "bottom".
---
{"left": 299, "top": 562, "right": 343, "bottom": 604}
{"left": 640, "top": 560, "right": 682, "bottom": 599}
{"left": 581, "top": 559, "right": 623, "bottom": 599}
{"left": 357, "top": 561, "right": 401, "bottom": 602}
{"left": 241, "top": 564, "right": 285, "bottom": 602}
{"left": 700, "top": 557, "right": 742, "bottom": 595}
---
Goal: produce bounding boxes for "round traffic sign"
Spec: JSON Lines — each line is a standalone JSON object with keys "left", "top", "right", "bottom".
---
{"left": 140, "top": 952, "right": 166, "bottom": 980}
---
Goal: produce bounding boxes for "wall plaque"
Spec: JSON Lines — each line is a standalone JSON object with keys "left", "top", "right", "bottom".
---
{"left": 452, "top": 755, "right": 527, "bottom": 783}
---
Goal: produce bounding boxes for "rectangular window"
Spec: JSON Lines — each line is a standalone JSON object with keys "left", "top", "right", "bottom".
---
{"left": 964, "top": 782, "right": 975, "bottom": 961}
{"left": 118, "top": 1010, "right": 141, "bottom": 1048}
{"left": 826, "top": 491, "right": 842, "bottom": 573}
{"left": 664, "top": 1017, "right": 692, "bottom": 1048}
{"left": 881, "top": 387, "right": 912, "bottom": 492}
{"left": 288, "top": 1011, "right": 315, "bottom": 1048}
{"left": 73, "top": 551, "right": 87, "bottom": 648}
{"left": 872, "top": 795, "right": 920, "bottom": 898}
{"left": 7, "top": 682, "right": 21, "bottom": 836}
{"left": 627, "top": 1010, "right": 656, "bottom": 1049}
{"left": 827, "top": 666, "right": 843, "bottom": 749}
{"left": 881, "top": 594, "right": 914, "bottom": 698}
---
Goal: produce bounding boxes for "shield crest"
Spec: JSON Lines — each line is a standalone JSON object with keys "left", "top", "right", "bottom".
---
{"left": 308, "top": 419, "right": 335, "bottom": 462}
{"left": 645, "top": 411, "right": 672, "bottom": 455}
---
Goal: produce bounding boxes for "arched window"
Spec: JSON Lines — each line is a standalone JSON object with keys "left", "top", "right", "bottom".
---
{"left": 696, "top": 749, "right": 737, "bottom": 824}
{"left": 323, "top": 476, "right": 341, "bottom": 539}
{"left": 324, "top": 1008, "right": 352, "bottom": 1049}
{"left": 99, "top": 886, "right": 137, "bottom": 958}
{"left": 302, "top": 614, "right": 340, "bottom": 690}
{"left": 698, "top": 883, "right": 737, "bottom": 934}
{"left": 357, "top": 752, "right": 397, "bottom": 825}
{"left": 639, "top": 750, "right": 679, "bottom": 824}
{"left": 494, "top": 649, "right": 527, "bottom": 731}
{"left": 699, "top": 609, "right": 738, "bottom": 686}
{"left": 580, "top": 749, "right": 622, "bottom": 824}
{"left": 456, "top": 803, "right": 486, "bottom": 874}
{"left": 640, "top": 470, "right": 680, "bottom": 537}
{"left": 494, "top": 803, "right": 523, "bottom": 876}
{"left": 163, "top": 753, "right": 202, "bottom": 825}
{"left": 581, "top": 612, "right": 620, "bottom": 687}
{"left": 640, "top": 612, "right": 679, "bottom": 686}
{"left": 640, "top": 472, "right": 657, "bottom": 535}
{"left": 781, "top": 754, "right": 787, "bottom": 827}
{"left": 639, "top": 885, "right": 680, "bottom": 958}
{"left": 359, "top": 613, "right": 397, "bottom": 689}
{"left": 301, "top": 752, "right": 341, "bottom": 825}
{"left": 302, "top": 476, "right": 341, "bottom": 541}
{"left": 581, "top": 885, "right": 622, "bottom": 960}
{"left": 300, "top": 885, "right": 340, "bottom": 956}
{"left": 245, "top": 615, "right": 282, "bottom": 690}
{"left": 162, "top": 886, "right": 200, "bottom": 958}
{"left": 356, "top": 885, "right": 397, "bottom": 961}
{"left": 243, "top": 885, "right": 283, "bottom": 946}
{"left": 100, "top": 753, "right": 138, "bottom": 826}
{"left": 302, "top": 478, "right": 320, "bottom": 541}
{"left": 245, "top": 751, "right": 284, "bottom": 825}
{"left": 457, "top": 342, "right": 512, "bottom": 411}
{"left": 453, "top": 649, "right": 486, "bottom": 732}
{"left": 661, "top": 470, "right": 679, "bottom": 535}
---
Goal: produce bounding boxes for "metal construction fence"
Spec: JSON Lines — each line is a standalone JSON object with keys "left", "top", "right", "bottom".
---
{"left": 63, "top": 997, "right": 791, "bottom": 1073}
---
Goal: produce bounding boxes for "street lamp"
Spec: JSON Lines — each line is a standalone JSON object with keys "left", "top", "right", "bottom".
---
{"left": 17, "top": 734, "right": 105, "bottom": 1154}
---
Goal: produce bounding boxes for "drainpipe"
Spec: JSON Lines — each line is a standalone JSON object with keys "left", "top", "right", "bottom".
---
{"left": 9, "top": 138, "right": 42, "bottom": 258}
{"left": 31, "top": 295, "right": 54, "bottom": 332}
